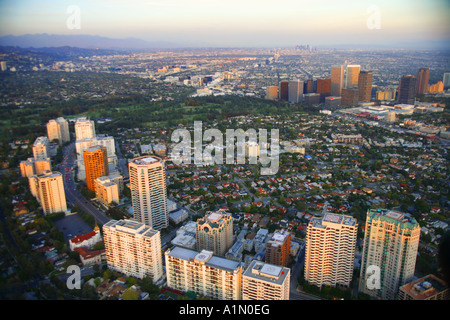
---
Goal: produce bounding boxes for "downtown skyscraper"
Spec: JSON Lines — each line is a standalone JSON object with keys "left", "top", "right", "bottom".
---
{"left": 397, "top": 75, "right": 417, "bottom": 105}
{"left": 129, "top": 156, "right": 168, "bottom": 230}
{"left": 331, "top": 65, "right": 344, "bottom": 96}
{"left": 415, "top": 68, "right": 430, "bottom": 95}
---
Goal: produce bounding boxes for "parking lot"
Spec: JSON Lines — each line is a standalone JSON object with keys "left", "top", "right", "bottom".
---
{"left": 53, "top": 213, "right": 94, "bottom": 243}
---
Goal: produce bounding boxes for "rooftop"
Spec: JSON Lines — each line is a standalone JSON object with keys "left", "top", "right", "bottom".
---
{"left": 243, "top": 260, "right": 289, "bottom": 285}
{"left": 167, "top": 246, "right": 242, "bottom": 273}
{"left": 131, "top": 156, "right": 162, "bottom": 165}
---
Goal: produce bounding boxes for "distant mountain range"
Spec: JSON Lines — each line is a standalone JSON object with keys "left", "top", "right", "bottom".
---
{"left": 0, "top": 33, "right": 179, "bottom": 50}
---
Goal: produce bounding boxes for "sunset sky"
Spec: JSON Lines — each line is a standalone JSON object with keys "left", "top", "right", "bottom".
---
{"left": 0, "top": 0, "right": 449, "bottom": 48}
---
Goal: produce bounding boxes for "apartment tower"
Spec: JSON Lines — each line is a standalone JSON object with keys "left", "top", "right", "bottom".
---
{"left": 32, "top": 136, "right": 50, "bottom": 160}
{"left": 83, "top": 145, "right": 109, "bottom": 192}
{"left": 242, "top": 260, "right": 290, "bottom": 300}
{"left": 29, "top": 170, "right": 67, "bottom": 215}
{"left": 165, "top": 247, "right": 243, "bottom": 300}
{"left": 75, "top": 117, "right": 96, "bottom": 140}
{"left": 304, "top": 213, "right": 358, "bottom": 288}
{"left": 129, "top": 156, "right": 168, "bottom": 230}
{"left": 359, "top": 209, "right": 421, "bottom": 300}
{"left": 47, "top": 117, "right": 70, "bottom": 146}
{"left": 103, "top": 219, "right": 163, "bottom": 282}
{"left": 265, "top": 229, "right": 291, "bottom": 267}
{"left": 196, "top": 209, "right": 234, "bottom": 256}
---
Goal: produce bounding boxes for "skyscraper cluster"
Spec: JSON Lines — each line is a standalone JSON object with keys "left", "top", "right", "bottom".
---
{"left": 268, "top": 64, "right": 374, "bottom": 107}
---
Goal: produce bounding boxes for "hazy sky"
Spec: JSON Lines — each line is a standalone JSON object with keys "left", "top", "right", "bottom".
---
{"left": 0, "top": 0, "right": 449, "bottom": 48}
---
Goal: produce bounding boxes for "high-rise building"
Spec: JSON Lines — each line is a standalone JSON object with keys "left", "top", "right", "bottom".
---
{"left": 345, "top": 65, "right": 360, "bottom": 89}
{"left": 20, "top": 157, "right": 51, "bottom": 177}
{"left": 75, "top": 117, "right": 96, "bottom": 140}
{"left": 288, "top": 79, "right": 304, "bottom": 103}
{"left": 316, "top": 78, "right": 331, "bottom": 102}
{"left": 32, "top": 136, "right": 50, "bottom": 160}
{"left": 278, "top": 80, "right": 289, "bottom": 101}
{"left": 359, "top": 209, "right": 421, "bottom": 300}
{"left": 83, "top": 146, "right": 109, "bottom": 192}
{"left": 196, "top": 210, "right": 234, "bottom": 256}
{"left": 29, "top": 170, "right": 67, "bottom": 215}
{"left": 443, "top": 73, "right": 450, "bottom": 90}
{"left": 397, "top": 75, "right": 417, "bottom": 105}
{"left": 46, "top": 120, "right": 61, "bottom": 145}
{"left": 341, "top": 88, "right": 359, "bottom": 107}
{"left": 129, "top": 156, "right": 168, "bottom": 230}
{"left": 398, "top": 274, "right": 450, "bottom": 300}
{"left": 358, "top": 70, "right": 373, "bottom": 102}
{"left": 415, "top": 68, "right": 430, "bottom": 95}
{"left": 46, "top": 117, "right": 70, "bottom": 146}
{"left": 265, "top": 229, "right": 291, "bottom": 267}
{"left": 266, "top": 86, "right": 278, "bottom": 100}
{"left": 242, "top": 260, "right": 290, "bottom": 300}
{"left": 330, "top": 65, "right": 344, "bottom": 96}
{"left": 304, "top": 213, "right": 358, "bottom": 288}
{"left": 103, "top": 219, "right": 163, "bottom": 282}
{"left": 165, "top": 246, "right": 243, "bottom": 300}
{"left": 94, "top": 174, "right": 122, "bottom": 206}
{"left": 305, "top": 78, "right": 315, "bottom": 94}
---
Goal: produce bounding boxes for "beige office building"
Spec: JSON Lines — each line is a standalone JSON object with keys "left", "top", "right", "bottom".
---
{"left": 129, "top": 156, "right": 168, "bottom": 230}
{"left": 304, "top": 213, "right": 358, "bottom": 288}
{"left": 359, "top": 209, "right": 421, "bottom": 300}
{"left": 165, "top": 246, "right": 243, "bottom": 300}
{"left": 196, "top": 210, "right": 234, "bottom": 256}
{"left": 243, "top": 260, "right": 290, "bottom": 300}
{"left": 29, "top": 170, "right": 67, "bottom": 215}
{"left": 103, "top": 219, "right": 163, "bottom": 282}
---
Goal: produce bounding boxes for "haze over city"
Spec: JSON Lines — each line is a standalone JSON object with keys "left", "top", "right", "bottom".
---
{"left": 0, "top": 0, "right": 449, "bottom": 48}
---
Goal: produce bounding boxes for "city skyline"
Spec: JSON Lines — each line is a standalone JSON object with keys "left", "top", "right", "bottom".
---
{"left": 0, "top": 0, "right": 449, "bottom": 49}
